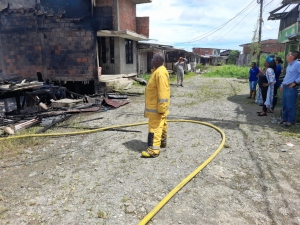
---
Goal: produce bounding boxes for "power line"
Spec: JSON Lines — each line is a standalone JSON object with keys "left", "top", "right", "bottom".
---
{"left": 213, "top": 3, "right": 259, "bottom": 43}
{"left": 173, "top": 0, "right": 282, "bottom": 49}
{"left": 263, "top": 0, "right": 275, "bottom": 9}
{"left": 173, "top": 0, "right": 256, "bottom": 45}
{"left": 182, "top": 1, "right": 257, "bottom": 44}
{"left": 198, "top": 4, "right": 259, "bottom": 48}
{"left": 262, "top": 0, "right": 282, "bottom": 17}
{"left": 205, "top": 5, "right": 258, "bottom": 48}
{"left": 214, "top": 0, "right": 281, "bottom": 44}
{"left": 263, "top": 23, "right": 278, "bottom": 30}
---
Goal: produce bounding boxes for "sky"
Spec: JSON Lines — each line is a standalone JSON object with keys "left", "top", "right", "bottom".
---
{"left": 136, "top": 0, "right": 289, "bottom": 53}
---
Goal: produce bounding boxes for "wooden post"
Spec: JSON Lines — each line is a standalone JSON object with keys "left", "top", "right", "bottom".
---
{"left": 257, "top": 0, "right": 263, "bottom": 68}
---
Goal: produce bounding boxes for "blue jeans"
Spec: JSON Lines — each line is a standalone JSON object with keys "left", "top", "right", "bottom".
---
{"left": 282, "top": 86, "right": 298, "bottom": 124}
{"left": 249, "top": 81, "right": 258, "bottom": 90}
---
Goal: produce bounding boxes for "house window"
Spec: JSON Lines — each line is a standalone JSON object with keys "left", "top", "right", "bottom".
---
{"left": 110, "top": 37, "right": 114, "bottom": 64}
{"left": 125, "top": 39, "right": 133, "bottom": 64}
{"left": 100, "top": 37, "right": 106, "bottom": 64}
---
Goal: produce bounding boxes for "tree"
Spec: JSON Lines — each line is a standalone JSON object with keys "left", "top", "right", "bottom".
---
{"left": 228, "top": 50, "right": 239, "bottom": 65}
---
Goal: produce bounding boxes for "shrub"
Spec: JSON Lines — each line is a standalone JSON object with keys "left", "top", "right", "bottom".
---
{"left": 196, "top": 63, "right": 209, "bottom": 71}
{"left": 202, "top": 65, "right": 249, "bottom": 79}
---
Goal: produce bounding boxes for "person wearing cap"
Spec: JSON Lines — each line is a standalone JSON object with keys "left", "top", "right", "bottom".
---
{"left": 174, "top": 57, "right": 188, "bottom": 87}
{"left": 280, "top": 51, "right": 300, "bottom": 127}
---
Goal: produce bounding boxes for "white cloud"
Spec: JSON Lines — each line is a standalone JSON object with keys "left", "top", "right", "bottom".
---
{"left": 137, "top": 0, "right": 283, "bottom": 52}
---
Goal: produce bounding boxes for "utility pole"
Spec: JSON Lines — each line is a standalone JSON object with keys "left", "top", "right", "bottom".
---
{"left": 257, "top": 0, "right": 263, "bottom": 67}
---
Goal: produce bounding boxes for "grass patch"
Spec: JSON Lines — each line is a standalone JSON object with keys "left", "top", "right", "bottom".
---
{"left": 138, "top": 73, "right": 151, "bottom": 81}
{"left": 0, "top": 115, "right": 89, "bottom": 159}
{"left": 121, "top": 196, "right": 130, "bottom": 203}
{"left": 97, "top": 210, "right": 108, "bottom": 219}
{"left": 279, "top": 126, "right": 300, "bottom": 138}
{"left": 0, "top": 126, "right": 44, "bottom": 159}
{"left": 202, "top": 65, "right": 249, "bottom": 79}
{"left": 138, "top": 71, "right": 197, "bottom": 83}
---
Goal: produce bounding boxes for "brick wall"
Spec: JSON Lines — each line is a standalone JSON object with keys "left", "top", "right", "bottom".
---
{"left": 242, "top": 40, "right": 285, "bottom": 54}
{"left": 119, "top": 0, "right": 136, "bottom": 32}
{"left": 95, "top": 0, "right": 116, "bottom": 30}
{"left": 0, "top": 10, "right": 43, "bottom": 78}
{"left": 136, "top": 17, "right": 149, "bottom": 38}
{"left": 43, "top": 29, "right": 96, "bottom": 82}
{"left": 95, "top": 0, "right": 114, "bottom": 7}
{"left": 193, "top": 48, "right": 214, "bottom": 55}
{"left": 0, "top": 10, "right": 98, "bottom": 82}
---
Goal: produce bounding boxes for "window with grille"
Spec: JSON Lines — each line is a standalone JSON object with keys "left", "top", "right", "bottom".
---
{"left": 100, "top": 37, "right": 106, "bottom": 64}
{"left": 125, "top": 39, "right": 133, "bottom": 64}
{"left": 110, "top": 37, "right": 114, "bottom": 64}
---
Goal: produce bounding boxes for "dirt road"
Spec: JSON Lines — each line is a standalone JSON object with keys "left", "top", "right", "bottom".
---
{"left": 0, "top": 75, "right": 299, "bottom": 225}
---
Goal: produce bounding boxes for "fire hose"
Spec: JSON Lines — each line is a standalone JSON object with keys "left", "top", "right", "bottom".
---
{"left": 0, "top": 119, "right": 225, "bottom": 225}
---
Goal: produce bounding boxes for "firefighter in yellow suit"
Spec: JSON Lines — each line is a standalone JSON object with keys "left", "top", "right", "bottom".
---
{"left": 142, "top": 52, "right": 170, "bottom": 158}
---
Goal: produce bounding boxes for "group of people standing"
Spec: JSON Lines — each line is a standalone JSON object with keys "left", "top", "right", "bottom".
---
{"left": 248, "top": 51, "right": 300, "bottom": 127}
{"left": 141, "top": 51, "right": 299, "bottom": 158}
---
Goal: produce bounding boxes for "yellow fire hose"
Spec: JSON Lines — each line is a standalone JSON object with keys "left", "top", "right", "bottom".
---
{"left": 0, "top": 119, "right": 225, "bottom": 224}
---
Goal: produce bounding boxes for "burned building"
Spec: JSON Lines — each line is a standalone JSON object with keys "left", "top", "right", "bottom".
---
{"left": 0, "top": 0, "right": 150, "bottom": 94}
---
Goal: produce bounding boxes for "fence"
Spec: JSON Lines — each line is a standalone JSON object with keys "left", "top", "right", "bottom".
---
{"left": 237, "top": 54, "right": 251, "bottom": 67}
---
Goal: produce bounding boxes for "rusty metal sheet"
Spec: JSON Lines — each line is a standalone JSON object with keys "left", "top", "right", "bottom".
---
{"left": 103, "top": 98, "right": 130, "bottom": 108}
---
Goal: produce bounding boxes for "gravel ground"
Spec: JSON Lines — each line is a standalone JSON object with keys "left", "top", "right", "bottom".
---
{"left": 0, "top": 75, "right": 300, "bottom": 225}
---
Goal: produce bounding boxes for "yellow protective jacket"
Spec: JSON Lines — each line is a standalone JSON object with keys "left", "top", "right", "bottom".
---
{"left": 145, "top": 65, "right": 170, "bottom": 119}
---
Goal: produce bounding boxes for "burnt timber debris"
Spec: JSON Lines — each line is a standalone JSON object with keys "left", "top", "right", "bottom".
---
{"left": 0, "top": 77, "right": 131, "bottom": 136}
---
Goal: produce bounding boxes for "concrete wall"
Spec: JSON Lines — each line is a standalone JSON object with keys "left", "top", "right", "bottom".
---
{"left": 113, "top": 37, "right": 122, "bottom": 74}
{"left": 115, "top": 37, "right": 137, "bottom": 74}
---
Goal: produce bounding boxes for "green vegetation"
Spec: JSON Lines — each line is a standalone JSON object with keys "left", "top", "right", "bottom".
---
{"left": 121, "top": 196, "right": 130, "bottom": 203}
{"left": 138, "top": 73, "right": 151, "bottom": 81}
{"left": 250, "top": 51, "right": 285, "bottom": 68}
{"left": 0, "top": 127, "right": 43, "bottom": 158}
{"left": 97, "top": 210, "right": 108, "bottom": 219}
{"left": 138, "top": 71, "right": 197, "bottom": 83}
{"left": 202, "top": 65, "right": 249, "bottom": 79}
{"left": 276, "top": 51, "right": 285, "bottom": 61}
{"left": 228, "top": 50, "right": 240, "bottom": 65}
{"left": 196, "top": 63, "right": 209, "bottom": 71}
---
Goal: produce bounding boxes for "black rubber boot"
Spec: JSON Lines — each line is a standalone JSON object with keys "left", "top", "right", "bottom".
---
{"left": 160, "top": 132, "right": 167, "bottom": 148}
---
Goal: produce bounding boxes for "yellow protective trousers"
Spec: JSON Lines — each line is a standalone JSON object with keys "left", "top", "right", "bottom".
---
{"left": 148, "top": 115, "right": 168, "bottom": 151}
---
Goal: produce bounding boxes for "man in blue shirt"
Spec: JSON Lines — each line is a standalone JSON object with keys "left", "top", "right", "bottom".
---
{"left": 248, "top": 62, "right": 259, "bottom": 99}
{"left": 280, "top": 51, "right": 300, "bottom": 126}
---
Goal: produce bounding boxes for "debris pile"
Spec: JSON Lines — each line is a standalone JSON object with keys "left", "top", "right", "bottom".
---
{"left": 0, "top": 78, "right": 130, "bottom": 136}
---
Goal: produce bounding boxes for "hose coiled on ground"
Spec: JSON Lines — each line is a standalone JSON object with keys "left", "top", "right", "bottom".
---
{"left": 0, "top": 119, "right": 226, "bottom": 225}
